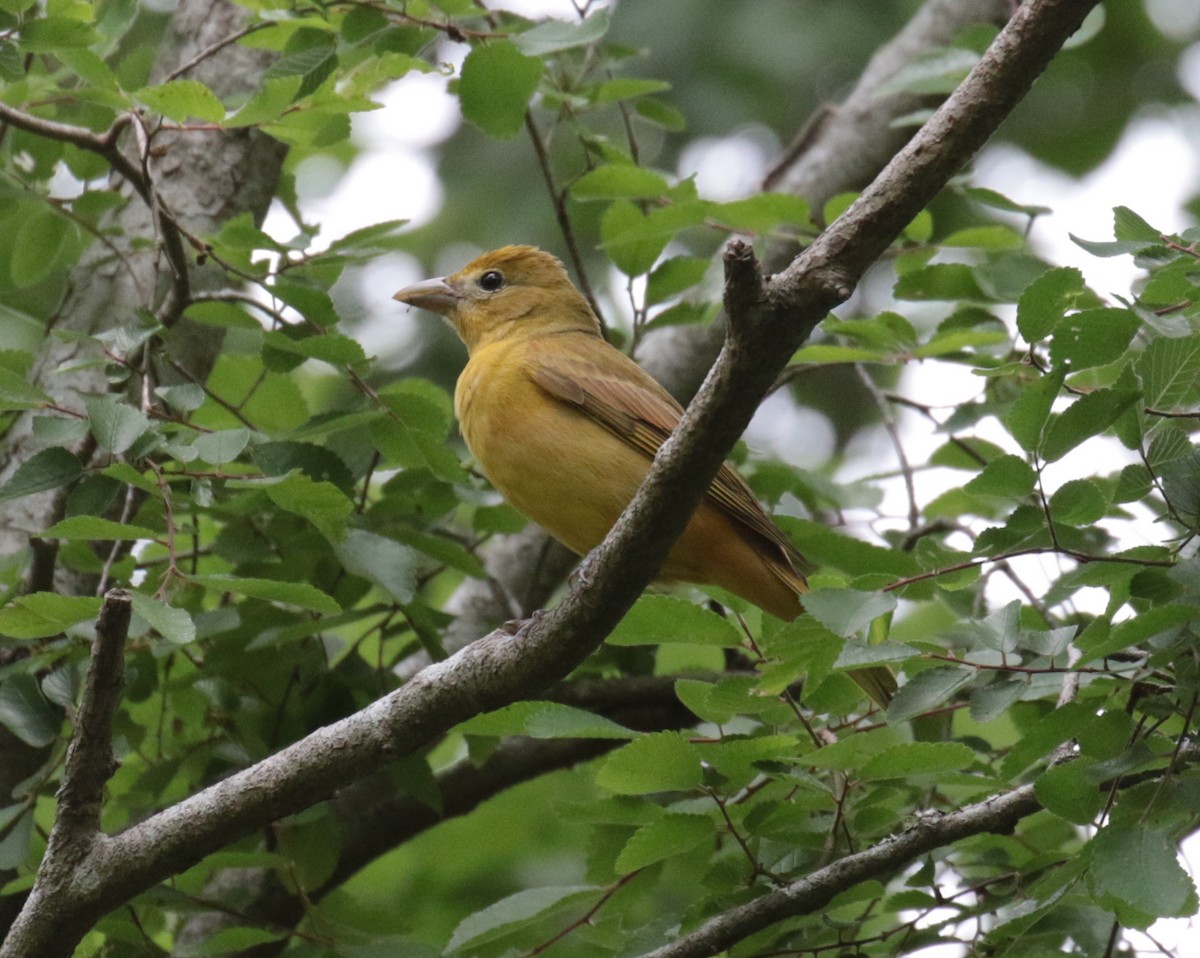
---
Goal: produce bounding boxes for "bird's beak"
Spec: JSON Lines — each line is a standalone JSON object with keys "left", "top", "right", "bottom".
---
{"left": 392, "top": 276, "right": 461, "bottom": 315}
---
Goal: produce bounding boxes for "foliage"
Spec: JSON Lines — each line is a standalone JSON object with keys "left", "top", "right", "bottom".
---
{"left": 0, "top": 0, "right": 1198, "bottom": 956}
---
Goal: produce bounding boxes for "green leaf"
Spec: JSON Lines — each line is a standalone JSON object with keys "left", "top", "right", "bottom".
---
{"left": 894, "top": 263, "right": 986, "bottom": 301}
{"left": 11, "top": 206, "right": 72, "bottom": 288}
{"left": 1042, "top": 380, "right": 1141, "bottom": 463}
{"left": 188, "top": 575, "right": 340, "bottom": 614}
{"left": 17, "top": 16, "right": 100, "bottom": 51}
{"left": 801, "top": 589, "right": 896, "bottom": 638}
{"left": 135, "top": 79, "right": 226, "bottom": 123}
{"left": 708, "top": 193, "right": 810, "bottom": 233}
{"left": 0, "top": 593, "right": 100, "bottom": 640}
{"left": 1088, "top": 825, "right": 1196, "bottom": 926}
{"left": 592, "top": 77, "right": 671, "bottom": 103}
{"left": 808, "top": 726, "right": 903, "bottom": 772}
{"left": 269, "top": 279, "right": 341, "bottom": 328}
{"left": 615, "top": 813, "right": 712, "bottom": 873}
{"left": 265, "top": 472, "right": 354, "bottom": 542}
{"left": 963, "top": 454, "right": 1036, "bottom": 499}
{"left": 646, "top": 256, "right": 709, "bottom": 306}
{"left": 334, "top": 529, "right": 418, "bottom": 603}
{"left": 1016, "top": 267, "right": 1087, "bottom": 342}
{"left": 608, "top": 595, "right": 742, "bottom": 647}
{"left": 226, "top": 76, "right": 303, "bottom": 127}
{"left": 1138, "top": 334, "right": 1200, "bottom": 412}
{"left": 859, "top": 742, "right": 975, "bottom": 781}
{"left": 1049, "top": 478, "right": 1109, "bottom": 525}
{"left": 886, "top": 667, "right": 974, "bottom": 723}
{"left": 86, "top": 396, "right": 151, "bottom": 454}
{"left": 0, "top": 366, "right": 52, "bottom": 410}
{"left": 595, "top": 732, "right": 701, "bottom": 794}
{"left": 129, "top": 592, "right": 196, "bottom": 645}
{"left": 457, "top": 701, "right": 635, "bottom": 740}
{"left": 0, "top": 674, "right": 60, "bottom": 747}
{"left": 1036, "top": 763, "right": 1099, "bottom": 830}
{"left": 193, "top": 428, "right": 251, "bottom": 465}
{"left": 1112, "top": 206, "right": 1161, "bottom": 243}
{"left": 514, "top": 7, "right": 610, "bottom": 55}
{"left": 874, "top": 47, "right": 978, "bottom": 96}
{"left": 458, "top": 41, "right": 542, "bottom": 140}
{"left": 1004, "top": 365, "right": 1065, "bottom": 453}
{"left": 446, "top": 885, "right": 598, "bottom": 954}
{"left": 0, "top": 447, "right": 82, "bottom": 502}
{"left": 1048, "top": 307, "right": 1138, "bottom": 370}
{"left": 263, "top": 329, "right": 364, "bottom": 367}
{"left": 571, "top": 164, "right": 670, "bottom": 201}
{"left": 42, "top": 516, "right": 158, "bottom": 541}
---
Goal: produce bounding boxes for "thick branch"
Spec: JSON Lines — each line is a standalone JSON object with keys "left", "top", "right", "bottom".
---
{"left": 55, "top": 590, "right": 130, "bottom": 838}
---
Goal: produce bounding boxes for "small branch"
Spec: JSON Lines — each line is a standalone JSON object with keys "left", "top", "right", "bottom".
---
{"left": 636, "top": 784, "right": 1040, "bottom": 958}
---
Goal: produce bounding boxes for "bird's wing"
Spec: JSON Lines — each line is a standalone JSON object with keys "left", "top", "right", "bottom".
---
{"left": 527, "top": 341, "right": 813, "bottom": 576}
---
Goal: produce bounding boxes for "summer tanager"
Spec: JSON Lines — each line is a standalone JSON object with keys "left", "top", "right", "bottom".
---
{"left": 394, "top": 246, "right": 895, "bottom": 707}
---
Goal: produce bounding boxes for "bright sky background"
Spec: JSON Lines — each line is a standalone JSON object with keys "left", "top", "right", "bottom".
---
{"left": 263, "top": 4, "right": 1200, "bottom": 953}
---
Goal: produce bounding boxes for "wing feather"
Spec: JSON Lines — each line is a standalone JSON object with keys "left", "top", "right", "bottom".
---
{"left": 526, "top": 339, "right": 813, "bottom": 578}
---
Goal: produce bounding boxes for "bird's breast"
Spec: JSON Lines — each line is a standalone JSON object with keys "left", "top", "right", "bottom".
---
{"left": 454, "top": 341, "right": 648, "bottom": 556}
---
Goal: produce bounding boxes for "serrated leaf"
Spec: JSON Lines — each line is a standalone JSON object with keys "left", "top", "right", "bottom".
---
{"left": 1042, "top": 381, "right": 1141, "bottom": 463}
{"left": 859, "top": 741, "right": 975, "bottom": 780}
{"left": 894, "top": 263, "right": 985, "bottom": 301}
{"left": 645, "top": 256, "right": 709, "bottom": 306}
{"left": 1004, "top": 366, "right": 1065, "bottom": 453}
{"left": 11, "top": 206, "right": 72, "bottom": 288}
{"left": 0, "top": 447, "right": 82, "bottom": 502}
{"left": 1112, "top": 206, "right": 1161, "bottom": 243}
{"left": 130, "top": 593, "right": 196, "bottom": 645}
{"left": 0, "top": 674, "right": 60, "bottom": 747}
{"left": 446, "top": 885, "right": 598, "bottom": 953}
{"left": 572, "top": 164, "right": 669, "bottom": 201}
{"left": 0, "top": 593, "right": 100, "bottom": 640}
{"left": 514, "top": 7, "right": 610, "bottom": 55}
{"left": 458, "top": 41, "right": 542, "bottom": 140}
{"left": 265, "top": 472, "right": 354, "bottom": 541}
{"left": 0, "top": 366, "right": 52, "bottom": 410}
{"left": 135, "top": 79, "right": 225, "bottom": 123}
{"left": 1138, "top": 334, "right": 1200, "bottom": 413}
{"left": 457, "top": 701, "right": 635, "bottom": 740}
{"left": 808, "top": 726, "right": 903, "bottom": 771}
{"left": 188, "top": 575, "right": 340, "bottom": 614}
{"left": 1016, "top": 266, "right": 1086, "bottom": 342}
{"left": 42, "top": 516, "right": 158, "bottom": 541}
{"left": 1048, "top": 307, "right": 1138, "bottom": 370}
{"left": 608, "top": 595, "right": 741, "bottom": 647}
{"left": 595, "top": 732, "right": 701, "bottom": 794}
{"left": 886, "top": 667, "right": 974, "bottom": 723}
{"left": 1049, "top": 478, "right": 1109, "bottom": 525}
{"left": 963, "top": 454, "right": 1036, "bottom": 499}
{"left": 1034, "top": 761, "right": 1102, "bottom": 826}
{"left": 615, "top": 813, "right": 711, "bottom": 873}
{"left": 801, "top": 589, "right": 896, "bottom": 638}
{"left": 193, "top": 428, "right": 250, "bottom": 465}
{"left": 709, "top": 193, "right": 810, "bottom": 233}
{"left": 86, "top": 396, "right": 151, "bottom": 455}
{"left": 1088, "top": 825, "right": 1196, "bottom": 926}
{"left": 334, "top": 529, "right": 417, "bottom": 603}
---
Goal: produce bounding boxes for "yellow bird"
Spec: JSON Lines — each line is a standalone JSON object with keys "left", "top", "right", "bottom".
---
{"left": 394, "top": 246, "right": 895, "bottom": 707}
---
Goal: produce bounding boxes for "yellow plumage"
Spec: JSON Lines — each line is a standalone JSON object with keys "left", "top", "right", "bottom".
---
{"left": 394, "top": 246, "right": 895, "bottom": 707}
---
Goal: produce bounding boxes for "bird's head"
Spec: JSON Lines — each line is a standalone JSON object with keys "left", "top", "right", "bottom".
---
{"left": 393, "top": 245, "right": 602, "bottom": 353}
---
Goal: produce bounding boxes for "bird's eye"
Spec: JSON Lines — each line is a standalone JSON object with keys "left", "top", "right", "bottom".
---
{"left": 478, "top": 270, "right": 504, "bottom": 292}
